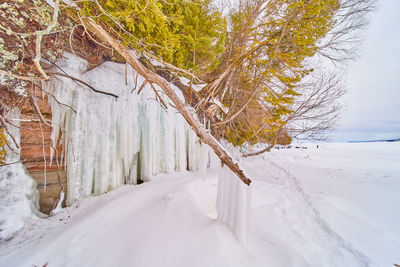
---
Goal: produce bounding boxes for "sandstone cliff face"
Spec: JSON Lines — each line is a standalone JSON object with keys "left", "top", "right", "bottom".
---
{"left": 19, "top": 89, "right": 66, "bottom": 214}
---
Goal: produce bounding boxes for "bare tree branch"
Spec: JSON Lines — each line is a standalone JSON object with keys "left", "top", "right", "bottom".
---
{"left": 33, "top": 0, "right": 60, "bottom": 80}
{"left": 48, "top": 72, "right": 119, "bottom": 98}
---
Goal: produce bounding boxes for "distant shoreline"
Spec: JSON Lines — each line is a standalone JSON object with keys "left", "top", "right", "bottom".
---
{"left": 348, "top": 138, "right": 400, "bottom": 143}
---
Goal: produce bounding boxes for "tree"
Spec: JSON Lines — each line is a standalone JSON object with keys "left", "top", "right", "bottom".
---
{"left": 195, "top": 0, "right": 374, "bottom": 155}
{"left": 78, "top": 0, "right": 226, "bottom": 75}
{"left": 198, "top": 0, "right": 340, "bottom": 144}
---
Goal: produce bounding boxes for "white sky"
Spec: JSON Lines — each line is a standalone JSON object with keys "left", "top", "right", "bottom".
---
{"left": 330, "top": 0, "right": 400, "bottom": 141}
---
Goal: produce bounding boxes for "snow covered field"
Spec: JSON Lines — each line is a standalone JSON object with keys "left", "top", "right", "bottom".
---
{"left": 1, "top": 142, "right": 399, "bottom": 266}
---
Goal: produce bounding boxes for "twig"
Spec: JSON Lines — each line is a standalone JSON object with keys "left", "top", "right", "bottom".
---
{"left": 143, "top": 51, "right": 205, "bottom": 84}
{"left": 32, "top": 83, "right": 77, "bottom": 113}
{"left": 137, "top": 80, "right": 148, "bottom": 95}
{"left": 213, "top": 84, "right": 260, "bottom": 128}
{"left": 0, "top": 69, "right": 44, "bottom": 82}
{"left": 69, "top": 24, "right": 81, "bottom": 57}
{"left": 3, "top": 117, "right": 42, "bottom": 138}
{"left": 29, "top": 96, "right": 51, "bottom": 127}
{"left": 0, "top": 159, "right": 26, "bottom": 168}
{"left": 0, "top": 115, "right": 20, "bottom": 149}
{"left": 149, "top": 82, "right": 168, "bottom": 110}
{"left": 48, "top": 72, "right": 118, "bottom": 98}
{"left": 5, "top": 142, "right": 18, "bottom": 154}
{"left": 78, "top": 14, "right": 113, "bottom": 50}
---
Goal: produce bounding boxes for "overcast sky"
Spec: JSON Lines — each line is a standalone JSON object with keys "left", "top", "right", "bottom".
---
{"left": 330, "top": 0, "right": 400, "bottom": 142}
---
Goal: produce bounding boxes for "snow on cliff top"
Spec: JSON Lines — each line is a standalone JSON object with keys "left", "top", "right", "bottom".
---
{"left": 1, "top": 142, "right": 399, "bottom": 267}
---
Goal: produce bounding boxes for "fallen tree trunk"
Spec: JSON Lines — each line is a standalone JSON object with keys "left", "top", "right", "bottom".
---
{"left": 83, "top": 18, "right": 251, "bottom": 186}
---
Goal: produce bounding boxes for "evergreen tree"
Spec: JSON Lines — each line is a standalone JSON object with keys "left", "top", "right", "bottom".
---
{"left": 79, "top": 0, "right": 226, "bottom": 75}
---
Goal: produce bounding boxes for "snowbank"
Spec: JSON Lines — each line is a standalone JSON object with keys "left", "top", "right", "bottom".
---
{"left": 0, "top": 109, "right": 40, "bottom": 242}
{"left": 0, "top": 163, "right": 40, "bottom": 242}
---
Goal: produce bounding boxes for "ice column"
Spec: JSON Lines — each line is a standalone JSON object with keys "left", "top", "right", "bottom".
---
{"left": 216, "top": 165, "right": 251, "bottom": 246}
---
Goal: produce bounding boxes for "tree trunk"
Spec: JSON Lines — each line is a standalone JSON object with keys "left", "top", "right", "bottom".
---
{"left": 84, "top": 19, "right": 251, "bottom": 186}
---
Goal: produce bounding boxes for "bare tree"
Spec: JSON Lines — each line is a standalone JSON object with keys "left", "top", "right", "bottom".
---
{"left": 318, "top": 0, "right": 377, "bottom": 63}
{"left": 285, "top": 71, "right": 345, "bottom": 141}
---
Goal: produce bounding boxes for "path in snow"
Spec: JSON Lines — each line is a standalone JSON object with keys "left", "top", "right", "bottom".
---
{"left": 251, "top": 142, "right": 400, "bottom": 266}
{"left": 268, "top": 157, "right": 370, "bottom": 266}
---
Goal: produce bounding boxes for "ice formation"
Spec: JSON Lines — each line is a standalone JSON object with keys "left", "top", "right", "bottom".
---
{"left": 44, "top": 53, "right": 213, "bottom": 205}
{"left": 217, "top": 165, "right": 251, "bottom": 246}
{"left": 50, "top": 191, "right": 64, "bottom": 216}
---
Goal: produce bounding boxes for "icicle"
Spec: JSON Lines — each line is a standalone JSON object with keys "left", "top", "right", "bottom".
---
{"left": 197, "top": 142, "right": 209, "bottom": 175}
{"left": 217, "top": 165, "right": 251, "bottom": 246}
{"left": 38, "top": 120, "right": 47, "bottom": 192}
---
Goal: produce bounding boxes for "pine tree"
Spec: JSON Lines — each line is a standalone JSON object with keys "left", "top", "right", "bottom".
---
{"left": 79, "top": 0, "right": 226, "bottom": 75}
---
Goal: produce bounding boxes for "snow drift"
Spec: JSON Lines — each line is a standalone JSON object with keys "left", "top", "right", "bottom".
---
{"left": 0, "top": 163, "right": 40, "bottom": 242}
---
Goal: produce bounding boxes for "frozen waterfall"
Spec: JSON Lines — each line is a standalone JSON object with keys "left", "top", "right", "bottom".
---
{"left": 45, "top": 53, "right": 212, "bottom": 205}
{"left": 43, "top": 53, "right": 250, "bottom": 244}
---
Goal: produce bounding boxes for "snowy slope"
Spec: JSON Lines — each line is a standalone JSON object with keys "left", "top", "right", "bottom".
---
{"left": 1, "top": 142, "right": 399, "bottom": 266}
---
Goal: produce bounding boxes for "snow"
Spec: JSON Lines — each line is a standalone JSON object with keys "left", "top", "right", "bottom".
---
{"left": 1, "top": 142, "right": 399, "bottom": 266}
{"left": 178, "top": 76, "right": 206, "bottom": 92}
{"left": 0, "top": 109, "right": 41, "bottom": 242}
{"left": 0, "top": 163, "right": 40, "bottom": 242}
{"left": 44, "top": 53, "right": 212, "bottom": 205}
